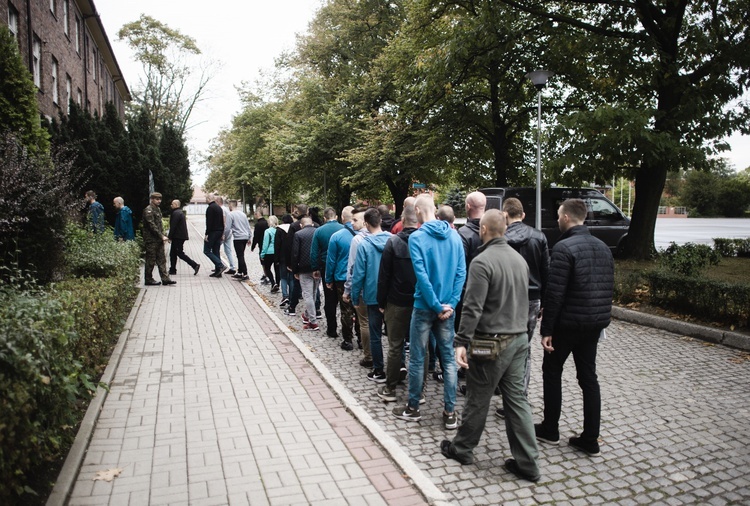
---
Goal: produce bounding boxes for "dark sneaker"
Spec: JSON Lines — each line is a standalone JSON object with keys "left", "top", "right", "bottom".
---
{"left": 236, "top": 275, "right": 249, "bottom": 281}
{"left": 399, "top": 366, "right": 407, "bottom": 383}
{"left": 316, "top": 310, "right": 322, "bottom": 318}
{"left": 215, "top": 265, "right": 227, "bottom": 277}
{"left": 443, "top": 411, "right": 458, "bottom": 430}
{"left": 340, "top": 340, "right": 354, "bottom": 351}
{"left": 367, "top": 370, "right": 386, "bottom": 383}
{"left": 226, "top": 269, "right": 237, "bottom": 275}
{"left": 168, "top": 270, "right": 177, "bottom": 275}
{"left": 279, "top": 298, "right": 289, "bottom": 308}
{"left": 359, "top": 358, "right": 373, "bottom": 368}
{"left": 304, "top": 323, "right": 320, "bottom": 331}
{"left": 284, "top": 308, "right": 297, "bottom": 317}
{"left": 392, "top": 405, "right": 421, "bottom": 422}
{"left": 569, "top": 436, "right": 601, "bottom": 456}
{"left": 193, "top": 264, "right": 201, "bottom": 276}
{"left": 458, "top": 384, "right": 467, "bottom": 396}
{"left": 433, "top": 371, "right": 444, "bottom": 383}
{"left": 162, "top": 280, "right": 176, "bottom": 285}
{"left": 534, "top": 424, "right": 560, "bottom": 444}
{"left": 270, "top": 284, "right": 279, "bottom": 293}
{"left": 495, "top": 407, "right": 506, "bottom": 419}
{"left": 326, "top": 331, "right": 339, "bottom": 338}
{"left": 505, "top": 458, "right": 540, "bottom": 482}
{"left": 494, "top": 384, "right": 502, "bottom": 396}
{"left": 457, "top": 368, "right": 466, "bottom": 379}
{"left": 145, "top": 280, "right": 161, "bottom": 286}
{"left": 376, "top": 385, "right": 397, "bottom": 402}
{"left": 441, "top": 440, "right": 473, "bottom": 465}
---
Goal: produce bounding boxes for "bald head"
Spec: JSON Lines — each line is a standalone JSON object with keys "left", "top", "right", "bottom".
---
{"left": 404, "top": 196, "right": 416, "bottom": 208}
{"left": 465, "top": 192, "right": 486, "bottom": 219}
{"left": 414, "top": 195, "right": 436, "bottom": 224}
{"left": 341, "top": 205, "right": 354, "bottom": 223}
{"left": 479, "top": 209, "right": 507, "bottom": 243}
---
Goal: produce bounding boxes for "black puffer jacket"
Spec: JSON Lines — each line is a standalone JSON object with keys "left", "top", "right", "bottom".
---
{"left": 505, "top": 221, "right": 550, "bottom": 303}
{"left": 540, "top": 225, "right": 614, "bottom": 336}
{"left": 292, "top": 225, "right": 316, "bottom": 274}
{"left": 377, "top": 228, "right": 418, "bottom": 308}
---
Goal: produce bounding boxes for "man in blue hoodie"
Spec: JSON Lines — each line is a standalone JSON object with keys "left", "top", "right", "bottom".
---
{"left": 349, "top": 208, "right": 391, "bottom": 382}
{"left": 393, "top": 195, "right": 466, "bottom": 430}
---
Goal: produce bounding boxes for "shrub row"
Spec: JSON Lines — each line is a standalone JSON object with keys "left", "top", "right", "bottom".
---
{"left": 0, "top": 226, "right": 140, "bottom": 501}
{"left": 713, "top": 238, "right": 750, "bottom": 258}
{"left": 645, "top": 271, "right": 750, "bottom": 327}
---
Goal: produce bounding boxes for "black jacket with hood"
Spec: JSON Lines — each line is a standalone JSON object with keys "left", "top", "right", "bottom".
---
{"left": 377, "top": 227, "right": 418, "bottom": 308}
{"left": 504, "top": 220, "right": 550, "bottom": 303}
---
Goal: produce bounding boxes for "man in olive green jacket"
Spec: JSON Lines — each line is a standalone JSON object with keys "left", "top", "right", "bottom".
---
{"left": 142, "top": 192, "right": 175, "bottom": 286}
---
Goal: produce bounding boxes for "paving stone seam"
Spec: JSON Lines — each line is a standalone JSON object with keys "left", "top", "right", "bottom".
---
{"left": 237, "top": 280, "right": 454, "bottom": 506}
{"left": 47, "top": 285, "right": 147, "bottom": 506}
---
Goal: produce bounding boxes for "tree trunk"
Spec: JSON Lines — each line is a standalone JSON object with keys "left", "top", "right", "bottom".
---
{"left": 384, "top": 174, "right": 409, "bottom": 217}
{"left": 622, "top": 162, "right": 666, "bottom": 259}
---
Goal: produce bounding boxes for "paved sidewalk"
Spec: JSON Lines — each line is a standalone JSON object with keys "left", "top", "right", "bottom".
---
{"left": 64, "top": 215, "right": 750, "bottom": 505}
{"left": 65, "top": 222, "right": 429, "bottom": 506}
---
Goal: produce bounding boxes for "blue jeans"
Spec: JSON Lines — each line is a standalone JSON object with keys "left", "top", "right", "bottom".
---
{"left": 280, "top": 268, "right": 293, "bottom": 299}
{"left": 367, "top": 305, "right": 384, "bottom": 372}
{"left": 203, "top": 231, "right": 224, "bottom": 269}
{"left": 408, "top": 308, "right": 457, "bottom": 412}
{"left": 222, "top": 236, "right": 236, "bottom": 269}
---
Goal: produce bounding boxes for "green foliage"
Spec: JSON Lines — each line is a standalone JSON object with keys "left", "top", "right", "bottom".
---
{"left": 0, "top": 272, "right": 87, "bottom": 500}
{"left": 157, "top": 123, "right": 193, "bottom": 213}
{"left": 0, "top": 26, "right": 49, "bottom": 154}
{"left": 0, "top": 223, "right": 140, "bottom": 501}
{"left": 0, "top": 133, "right": 85, "bottom": 282}
{"left": 679, "top": 168, "right": 750, "bottom": 217}
{"left": 713, "top": 238, "right": 750, "bottom": 258}
{"left": 659, "top": 242, "right": 721, "bottom": 278}
{"left": 645, "top": 271, "right": 750, "bottom": 328}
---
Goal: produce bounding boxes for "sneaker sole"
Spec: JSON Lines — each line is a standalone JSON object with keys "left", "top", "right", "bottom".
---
{"left": 536, "top": 436, "right": 560, "bottom": 445}
{"left": 394, "top": 413, "right": 421, "bottom": 422}
{"left": 376, "top": 393, "right": 397, "bottom": 402}
{"left": 367, "top": 376, "right": 387, "bottom": 383}
{"left": 444, "top": 422, "right": 458, "bottom": 430}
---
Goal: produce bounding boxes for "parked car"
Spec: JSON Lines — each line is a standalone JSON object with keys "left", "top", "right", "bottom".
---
{"left": 478, "top": 187, "right": 630, "bottom": 254}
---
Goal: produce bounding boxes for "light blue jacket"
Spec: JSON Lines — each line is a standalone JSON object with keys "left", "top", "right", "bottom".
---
{"left": 325, "top": 223, "right": 355, "bottom": 283}
{"left": 350, "top": 232, "right": 391, "bottom": 306}
{"left": 261, "top": 227, "right": 276, "bottom": 258}
{"left": 409, "top": 220, "right": 466, "bottom": 314}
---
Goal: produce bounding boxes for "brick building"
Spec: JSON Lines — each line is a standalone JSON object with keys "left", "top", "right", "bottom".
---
{"left": 1, "top": 0, "right": 130, "bottom": 122}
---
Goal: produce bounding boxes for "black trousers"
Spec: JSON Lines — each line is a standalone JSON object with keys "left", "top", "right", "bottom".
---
{"left": 321, "top": 268, "right": 338, "bottom": 333}
{"left": 541, "top": 329, "right": 601, "bottom": 443}
{"left": 234, "top": 239, "right": 248, "bottom": 275}
{"left": 169, "top": 239, "right": 197, "bottom": 272}
{"left": 262, "top": 254, "right": 278, "bottom": 285}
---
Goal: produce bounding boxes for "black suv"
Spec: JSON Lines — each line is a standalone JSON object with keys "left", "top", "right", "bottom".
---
{"left": 479, "top": 187, "right": 630, "bottom": 254}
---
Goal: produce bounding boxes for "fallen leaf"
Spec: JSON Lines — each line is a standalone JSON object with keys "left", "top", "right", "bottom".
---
{"left": 93, "top": 468, "right": 122, "bottom": 482}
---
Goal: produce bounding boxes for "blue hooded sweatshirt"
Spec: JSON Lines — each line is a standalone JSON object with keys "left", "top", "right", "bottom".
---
{"left": 350, "top": 231, "right": 391, "bottom": 306}
{"left": 409, "top": 220, "right": 466, "bottom": 314}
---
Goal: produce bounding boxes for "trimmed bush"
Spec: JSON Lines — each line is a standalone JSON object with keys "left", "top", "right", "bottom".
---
{"left": 713, "top": 238, "right": 750, "bottom": 258}
{"left": 646, "top": 271, "right": 750, "bottom": 327}
{"left": 659, "top": 242, "right": 721, "bottom": 277}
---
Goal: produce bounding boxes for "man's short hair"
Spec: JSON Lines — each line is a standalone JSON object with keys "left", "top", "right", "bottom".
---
{"left": 414, "top": 194, "right": 436, "bottom": 215}
{"left": 300, "top": 216, "right": 313, "bottom": 226}
{"left": 86, "top": 190, "right": 97, "bottom": 199}
{"left": 465, "top": 191, "right": 486, "bottom": 210}
{"left": 281, "top": 214, "right": 293, "bottom": 224}
{"left": 341, "top": 206, "right": 354, "bottom": 222}
{"left": 323, "top": 207, "right": 337, "bottom": 220}
{"left": 502, "top": 197, "right": 524, "bottom": 219}
{"left": 401, "top": 205, "right": 417, "bottom": 226}
{"left": 480, "top": 209, "right": 507, "bottom": 237}
{"left": 560, "top": 198, "right": 588, "bottom": 223}
{"left": 437, "top": 205, "right": 455, "bottom": 224}
{"left": 364, "top": 208, "right": 381, "bottom": 228}
{"left": 228, "top": 200, "right": 238, "bottom": 208}
{"left": 214, "top": 195, "right": 223, "bottom": 205}
{"left": 377, "top": 204, "right": 390, "bottom": 216}
{"left": 296, "top": 204, "right": 309, "bottom": 217}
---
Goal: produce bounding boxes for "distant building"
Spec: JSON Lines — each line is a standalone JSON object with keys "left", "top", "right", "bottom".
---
{"left": 1, "top": 0, "right": 130, "bottom": 122}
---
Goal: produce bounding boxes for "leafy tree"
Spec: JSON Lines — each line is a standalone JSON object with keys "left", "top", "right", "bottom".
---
{"left": 498, "top": 0, "right": 750, "bottom": 259}
{"left": 117, "top": 15, "right": 215, "bottom": 136}
{"left": 157, "top": 123, "right": 193, "bottom": 212}
{"left": 0, "top": 26, "right": 49, "bottom": 154}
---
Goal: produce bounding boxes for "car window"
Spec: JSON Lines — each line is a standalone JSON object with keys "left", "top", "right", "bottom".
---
{"left": 588, "top": 198, "right": 620, "bottom": 220}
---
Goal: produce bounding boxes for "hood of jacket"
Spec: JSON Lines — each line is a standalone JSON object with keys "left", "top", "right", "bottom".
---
{"left": 419, "top": 219, "right": 453, "bottom": 240}
{"left": 365, "top": 231, "right": 391, "bottom": 252}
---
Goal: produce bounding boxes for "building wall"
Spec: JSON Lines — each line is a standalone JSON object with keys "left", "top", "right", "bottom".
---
{"left": 1, "top": 0, "right": 130, "bottom": 122}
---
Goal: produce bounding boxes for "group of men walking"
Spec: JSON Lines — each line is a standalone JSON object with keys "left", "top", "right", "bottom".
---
{"left": 267, "top": 192, "right": 614, "bottom": 483}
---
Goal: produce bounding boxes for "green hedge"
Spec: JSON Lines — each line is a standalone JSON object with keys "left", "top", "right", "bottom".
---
{"left": 713, "top": 238, "right": 750, "bottom": 258}
{"left": 0, "top": 225, "right": 140, "bottom": 501}
{"left": 645, "top": 271, "right": 750, "bottom": 327}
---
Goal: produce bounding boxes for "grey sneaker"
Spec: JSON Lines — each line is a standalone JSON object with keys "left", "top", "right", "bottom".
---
{"left": 376, "top": 385, "right": 397, "bottom": 402}
{"left": 443, "top": 411, "right": 458, "bottom": 430}
{"left": 392, "top": 405, "right": 421, "bottom": 422}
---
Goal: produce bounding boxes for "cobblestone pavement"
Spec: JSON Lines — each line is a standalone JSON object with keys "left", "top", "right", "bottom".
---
{"left": 244, "top": 225, "right": 750, "bottom": 506}
{"left": 66, "top": 223, "right": 427, "bottom": 506}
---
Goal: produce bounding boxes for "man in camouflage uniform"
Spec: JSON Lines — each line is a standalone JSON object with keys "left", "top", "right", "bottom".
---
{"left": 143, "top": 192, "right": 176, "bottom": 286}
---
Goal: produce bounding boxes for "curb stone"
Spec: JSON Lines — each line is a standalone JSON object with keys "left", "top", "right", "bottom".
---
{"left": 612, "top": 305, "right": 750, "bottom": 351}
{"left": 240, "top": 281, "right": 453, "bottom": 506}
{"left": 46, "top": 287, "right": 145, "bottom": 506}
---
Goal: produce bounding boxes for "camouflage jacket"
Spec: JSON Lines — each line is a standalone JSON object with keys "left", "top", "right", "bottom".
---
{"left": 142, "top": 203, "right": 164, "bottom": 243}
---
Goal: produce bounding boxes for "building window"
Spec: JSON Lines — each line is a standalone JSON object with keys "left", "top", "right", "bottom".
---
{"left": 92, "top": 48, "right": 97, "bottom": 81}
{"left": 8, "top": 4, "right": 19, "bottom": 40}
{"left": 66, "top": 74, "right": 71, "bottom": 113}
{"left": 32, "top": 35, "right": 41, "bottom": 88}
{"left": 63, "top": 0, "right": 69, "bottom": 36}
{"left": 49, "top": 0, "right": 55, "bottom": 15}
{"left": 75, "top": 16, "right": 80, "bottom": 54}
{"left": 52, "top": 58, "right": 59, "bottom": 104}
{"left": 76, "top": 88, "right": 82, "bottom": 106}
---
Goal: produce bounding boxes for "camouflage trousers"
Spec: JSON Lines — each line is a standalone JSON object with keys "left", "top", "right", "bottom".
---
{"left": 144, "top": 241, "right": 170, "bottom": 283}
{"left": 334, "top": 281, "right": 356, "bottom": 342}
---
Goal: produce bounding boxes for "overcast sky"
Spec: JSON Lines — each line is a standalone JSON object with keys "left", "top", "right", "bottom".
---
{"left": 96, "top": 0, "right": 750, "bottom": 187}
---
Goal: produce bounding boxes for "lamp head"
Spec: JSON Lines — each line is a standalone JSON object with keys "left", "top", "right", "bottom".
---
{"left": 526, "top": 70, "right": 554, "bottom": 90}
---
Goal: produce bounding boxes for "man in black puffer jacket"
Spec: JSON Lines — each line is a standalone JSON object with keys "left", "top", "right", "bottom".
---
{"left": 535, "top": 198, "right": 614, "bottom": 458}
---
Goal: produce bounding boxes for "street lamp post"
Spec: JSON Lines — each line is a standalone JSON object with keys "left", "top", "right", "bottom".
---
{"left": 525, "top": 70, "right": 554, "bottom": 230}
